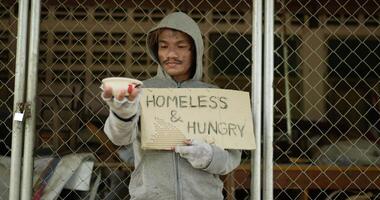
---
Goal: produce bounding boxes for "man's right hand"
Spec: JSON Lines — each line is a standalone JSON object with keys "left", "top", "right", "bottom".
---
{"left": 101, "top": 84, "right": 142, "bottom": 120}
{"left": 102, "top": 84, "right": 140, "bottom": 101}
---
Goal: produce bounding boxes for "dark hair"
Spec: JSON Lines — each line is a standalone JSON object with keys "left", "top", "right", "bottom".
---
{"left": 148, "top": 28, "right": 197, "bottom": 78}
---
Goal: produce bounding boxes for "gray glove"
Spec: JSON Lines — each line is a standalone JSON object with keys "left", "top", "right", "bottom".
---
{"left": 175, "top": 139, "right": 213, "bottom": 169}
{"left": 101, "top": 92, "right": 140, "bottom": 120}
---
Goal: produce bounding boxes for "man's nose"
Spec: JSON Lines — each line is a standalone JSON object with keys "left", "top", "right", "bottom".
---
{"left": 167, "top": 47, "right": 178, "bottom": 58}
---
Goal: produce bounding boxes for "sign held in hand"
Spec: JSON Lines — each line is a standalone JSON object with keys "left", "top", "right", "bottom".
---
{"left": 140, "top": 88, "right": 256, "bottom": 150}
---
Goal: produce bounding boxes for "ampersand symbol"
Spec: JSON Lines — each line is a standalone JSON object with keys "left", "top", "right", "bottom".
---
{"left": 170, "top": 110, "right": 183, "bottom": 123}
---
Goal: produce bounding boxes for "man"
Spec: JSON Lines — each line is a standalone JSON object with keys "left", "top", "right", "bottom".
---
{"left": 102, "top": 12, "right": 241, "bottom": 200}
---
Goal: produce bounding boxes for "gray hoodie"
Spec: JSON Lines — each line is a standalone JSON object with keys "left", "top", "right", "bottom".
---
{"left": 104, "top": 12, "right": 241, "bottom": 200}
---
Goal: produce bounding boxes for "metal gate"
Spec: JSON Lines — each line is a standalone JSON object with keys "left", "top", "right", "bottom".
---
{"left": 2, "top": 0, "right": 259, "bottom": 200}
{"left": 1, "top": 0, "right": 380, "bottom": 200}
{"left": 273, "top": 0, "right": 380, "bottom": 200}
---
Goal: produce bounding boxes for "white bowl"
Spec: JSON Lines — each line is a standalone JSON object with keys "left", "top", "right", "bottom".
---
{"left": 101, "top": 77, "right": 143, "bottom": 96}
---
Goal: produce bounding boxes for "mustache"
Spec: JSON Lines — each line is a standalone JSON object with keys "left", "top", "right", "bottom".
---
{"left": 163, "top": 59, "right": 182, "bottom": 65}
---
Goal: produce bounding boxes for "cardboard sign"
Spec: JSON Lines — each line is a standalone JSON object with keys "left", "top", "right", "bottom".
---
{"left": 140, "top": 88, "right": 256, "bottom": 150}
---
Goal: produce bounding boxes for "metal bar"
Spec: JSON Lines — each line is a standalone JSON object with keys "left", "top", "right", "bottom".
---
{"left": 21, "top": 0, "right": 41, "bottom": 199}
{"left": 263, "top": 0, "right": 274, "bottom": 199}
{"left": 281, "top": 15, "right": 292, "bottom": 140}
{"left": 251, "top": 0, "right": 263, "bottom": 199}
{"left": 9, "top": 0, "right": 30, "bottom": 199}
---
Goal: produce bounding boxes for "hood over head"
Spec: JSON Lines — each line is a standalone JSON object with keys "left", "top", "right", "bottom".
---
{"left": 146, "top": 12, "right": 204, "bottom": 81}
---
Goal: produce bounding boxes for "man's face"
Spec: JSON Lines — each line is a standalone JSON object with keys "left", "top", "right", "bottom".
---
{"left": 158, "top": 29, "right": 193, "bottom": 82}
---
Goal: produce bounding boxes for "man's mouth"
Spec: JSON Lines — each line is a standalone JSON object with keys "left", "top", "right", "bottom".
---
{"left": 164, "top": 59, "right": 182, "bottom": 64}
{"left": 165, "top": 61, "right": 182, "bottom": 67}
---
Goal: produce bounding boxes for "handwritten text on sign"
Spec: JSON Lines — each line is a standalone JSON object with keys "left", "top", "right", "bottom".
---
{"left": 140, "top": 88, "right": 256, "bottom": 150}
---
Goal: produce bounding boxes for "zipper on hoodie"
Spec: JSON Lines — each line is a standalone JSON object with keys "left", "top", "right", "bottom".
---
{"left": 176, "top": 81, "right": 182, "bottom": 88}
{"left": 175, "top": 81, "right": 184, "bottom": 199}
{"left": 174, "top": 153, "right": 181, "bottom": 200}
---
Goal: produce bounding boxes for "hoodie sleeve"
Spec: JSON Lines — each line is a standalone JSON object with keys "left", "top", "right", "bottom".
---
{"left": 103, "top": 110, "right": 139, "bottom": 146}
{"left": 203, "top": 146, "right": 242, "bottom": 175}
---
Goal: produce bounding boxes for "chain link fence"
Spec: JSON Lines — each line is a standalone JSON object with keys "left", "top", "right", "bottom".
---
{"left": 0, "top": 1, "right": 18, "bottom": 199}
{"left": 273, "top": 0, "right": 380, "bottom": 199}
{"left": 1, "top": 0, "right": 254, "bottom": 199}
{"left": 0, "top": 1, "right": 17, "bottom": 155}
{"left": 1, "top": 0, "right": 379, "bottom": 200}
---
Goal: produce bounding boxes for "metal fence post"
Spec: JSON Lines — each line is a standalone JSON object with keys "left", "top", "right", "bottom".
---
{"left": 263, "top": 0, "right": 274, "bottom": 199}
{"left": 9, "top": 0, "right": 30, "bottom": 199}
{"left": 251, "top": 0, "right": 263, "bottom": 199}
{"left": 21, "top": 0, "right": 41, "bottom": 199}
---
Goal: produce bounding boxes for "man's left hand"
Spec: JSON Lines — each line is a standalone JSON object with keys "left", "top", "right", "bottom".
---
{"left": 175, "top": 139, "right": 213, "bottom": 169}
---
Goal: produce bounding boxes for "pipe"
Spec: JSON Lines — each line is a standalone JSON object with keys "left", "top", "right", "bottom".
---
{"left": 10, "top": 0, "right": 30, "bottom": 199}
{"left": 263, "top": 0, "right": 274, "bottom": 199}
{"left": 251, "top": 0, "right": 263, "bottom": 199}
{"left": 21, "top": 0, "right": 41, "bottom": 199}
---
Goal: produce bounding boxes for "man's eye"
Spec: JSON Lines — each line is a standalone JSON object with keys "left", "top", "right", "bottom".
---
{"left": 178, "top": 45, "right": 188, "bottom": 49}
{"left": 159, "top": 45, "right": 168, "bottom": 49}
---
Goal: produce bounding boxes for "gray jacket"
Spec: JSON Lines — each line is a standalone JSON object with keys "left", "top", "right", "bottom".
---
{"left": 104, "top": 12, "right": 241, "bottom": 200}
